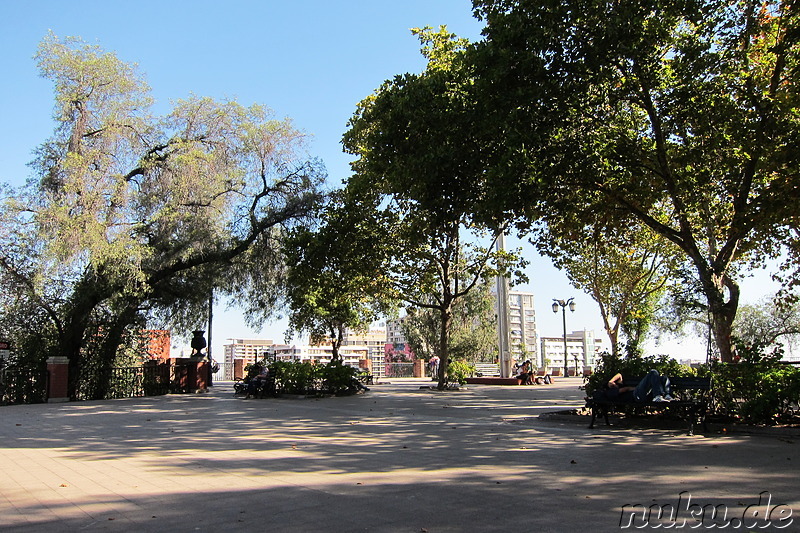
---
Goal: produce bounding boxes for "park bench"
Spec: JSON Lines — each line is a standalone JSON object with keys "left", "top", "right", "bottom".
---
{"left": 474, "top": 363, "right": 501, "bottom": 377}
{"left": 357, "top": 369, "right": 373, "bottom": 386}
{"left": 586, "top": 376, "right": 712, "bottom": 435}
{"left": 234, "top": 374, "right": 277, "bottom": 398}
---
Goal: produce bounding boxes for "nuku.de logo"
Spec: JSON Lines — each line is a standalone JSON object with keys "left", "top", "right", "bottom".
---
{"left": 619, "top": 491, "right": 793, "bottom": 529}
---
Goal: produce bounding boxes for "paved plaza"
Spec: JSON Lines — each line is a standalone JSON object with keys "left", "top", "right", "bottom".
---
{"left": 0, "top": 377, "right": 798, "bottom": 532}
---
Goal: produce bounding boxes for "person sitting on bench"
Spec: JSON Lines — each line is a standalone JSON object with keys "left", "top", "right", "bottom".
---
{"left": 245, "top": 365, "right": 270, "bottom": 399}
{"left": 606, "top": 369, "right": 673, "bottom": 402}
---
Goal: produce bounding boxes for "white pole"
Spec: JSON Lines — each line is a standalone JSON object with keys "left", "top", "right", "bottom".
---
{"left": 496, "top": 233, "right": 511, "bottom": 378}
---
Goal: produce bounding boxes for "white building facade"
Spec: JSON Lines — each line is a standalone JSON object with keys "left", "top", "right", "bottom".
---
{"left": 507, "top": 291, "right": 539, "bottom": 364}
{"left": 223, "top": 338, "right": 275, "bottom": 367}
{"left": 540, "top": 330, "right": 603, "bottom": 375}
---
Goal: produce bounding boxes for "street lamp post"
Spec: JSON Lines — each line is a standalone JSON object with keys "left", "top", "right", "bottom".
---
{"left": 552, "top": 298, "right": 575, "bottom": 377}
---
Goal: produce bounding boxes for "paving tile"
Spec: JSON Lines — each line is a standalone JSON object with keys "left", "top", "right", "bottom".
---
{"left": 1, "top": 379, "right": 798, "bottom": 532}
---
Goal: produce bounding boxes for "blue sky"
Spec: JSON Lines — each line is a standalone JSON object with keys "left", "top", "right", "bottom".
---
{"left": 0, "top": 1, "right": 781, "bottom": 358}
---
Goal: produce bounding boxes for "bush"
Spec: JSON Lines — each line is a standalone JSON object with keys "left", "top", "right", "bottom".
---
{"left": 446, "top": 360, "right": 476, "bottom": 386}
{"left": 319, "top": 360, "right": 362, "bottom": 395}
{"left": 588, "top": 351, "right": 800, "bottom": 425}
{"left": 704, "top": 362, "right": 800, "bottom": 424}
{"left": 268, "top": 360, "right": 318, "bottom": 394}
{"left": 266, "top": 360, "right": 363, "bottom": 396}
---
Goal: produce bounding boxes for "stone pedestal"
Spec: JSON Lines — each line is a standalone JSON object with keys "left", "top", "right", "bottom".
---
{"left": 170, "top": 358, "right": 208, "bottom": 392}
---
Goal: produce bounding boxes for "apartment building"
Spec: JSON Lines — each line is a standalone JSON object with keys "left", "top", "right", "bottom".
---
{"left": 342, "top": 327, "right": 389, "bottom": 376}
{"left": 223, "top": 338, "right": 275, "bottom": 367}
{"left": 266, "top": 342, "right": 369, "bottom": 367}
{"left": 507, "top": 291, "right": 539, "bottom": 363}
{"left": 540, "top": 330, "right": 603, "bottom": 375}
{"left": 386, "top": 317, "right": 408, "bottom": 349}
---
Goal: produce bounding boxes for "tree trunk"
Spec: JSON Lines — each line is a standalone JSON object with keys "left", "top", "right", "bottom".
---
{"left": 90, "top": 305, "right": 140, "bottom": 400}
{"left": 436, "top": 304, "right": 452, "bottom": 390}
{"left": 695, "top": 265, "right": 740, "bottom": 363}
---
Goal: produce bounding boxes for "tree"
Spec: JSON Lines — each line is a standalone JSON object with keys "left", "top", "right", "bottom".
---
{"left": 402, "top": 278, "right": 498, "bottom": 364}
{"left": 343, "top": 27, "right": 527, "bottom": 388}
{"left": 733, "top": 296, "right": 800, "bottom": 356}
{"left": 537, "top": 216, "right": 679, "bottom": 356}
{"left": 282, "top": 190, "right": 395, "bottom": 360}
{"left": 0, "top": 34, "right": 323, "bottom": 397}
{"left": 464, "top": 0, "right": 800, "bottom": 362}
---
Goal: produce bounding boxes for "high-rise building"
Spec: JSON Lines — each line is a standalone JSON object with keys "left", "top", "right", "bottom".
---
{"left": 507, "top": 291, "right": 539, "bottom": 363}
{"left": 386, "top": 318, "right": 407, "bottom": 348}
{"left": 265, "top": 342, "right": 369, "bottom": 367}
{"left": 342, "top": 327, "right": 388, "bottom": 376}
{"left": 223, "top": 338, "right": 275, "bottom": 367}
{"left": 540, "top": 330, "right": 603, "bottom": 375}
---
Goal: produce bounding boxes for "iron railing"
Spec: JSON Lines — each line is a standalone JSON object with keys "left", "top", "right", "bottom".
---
{"left": 384, "top": 362, "right": 414, "bottom": 378}
{"left": 0, "top": 366, "right": 48, "bottom": 405}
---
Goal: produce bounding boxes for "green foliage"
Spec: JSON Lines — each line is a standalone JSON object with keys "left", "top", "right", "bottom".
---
{"left": 465, "top": 0, "right": 800, "bottom": 362}
{"left": 706, "top": 362, "right": 800, "bottom": 425}
{"left": 446, "top": 360, "right": 476, "bottom": 386}
{"left": 541, "top": 220, "right": 678, "bottom": 355}
{"left": 402, "top": 279, "right": 498, "bottom": 363}
{"left": 283, "top": 190, "right": 396, "bottom": 357}
{"left": 268, "top": 361, "right": 318, "bottom": 395}
{"left": 266, "top": 360, "right": 363, "bottom": 396}
{"left": 0, "top": 34, "right": 323, "bottom": 397}
{"left": 342, "top": 26, "right": 527, "bottom": 389}
{"left": 319, "top": 360, "right": 362, "bottom": 396}
{"left": 589, "top": 350, "right": 800, "bottom": 425}
{"left": 732, "top": 297, "right": 800, "bottom": 357}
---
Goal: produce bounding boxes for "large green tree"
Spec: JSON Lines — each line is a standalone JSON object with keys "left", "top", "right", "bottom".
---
{"left": 343, "top": 27, "right": 526, "bottom": 388}
{"left": 402, "top": 278, "right": 498, "bottom": 364}
{"left": 283, "top": 190, "right": 396, "bottom": 359}
{"left": 464, "top": 0, "right": 800, "bottom": 362}
{"left": 0, "top": 34, "right": 323, "bottom": 397}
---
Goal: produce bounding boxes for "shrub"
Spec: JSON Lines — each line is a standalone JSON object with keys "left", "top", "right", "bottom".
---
{"left": 447, "top": 360, "right": 476, "bottom": 385}
{"left": 266, "top": 360, "right": 363, "bottom": 396}
{"left": 319, "top": 360, "right": 361, "bottom": 395}
{"left": 705, "top": 362, "right": 800, "bottom": 424}
{"left": 268, "top": 360, "right": 318, "bottom": 395}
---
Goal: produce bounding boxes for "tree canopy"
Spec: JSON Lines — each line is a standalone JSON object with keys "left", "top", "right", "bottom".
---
{"left": 0, "top": 34, "right": 324, "bottom": 397}
{"left": 460, "top": 0, "right": 800, "bottom": 362}
{"left": 282, "top": 189, "right": 396, "bottom": 359}
{"left": 343, "top": 27, "right": 527, "bottom": 386}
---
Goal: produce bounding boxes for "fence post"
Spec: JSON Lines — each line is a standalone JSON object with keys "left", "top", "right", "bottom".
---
{"left": 413, "top": 359, "right": 424, "bottom": 378}
{"left": 46, "top": 356, "right": 70, "bottom": 402}
{"left": 234, "top": 359, "right": 244, "bottom": 380}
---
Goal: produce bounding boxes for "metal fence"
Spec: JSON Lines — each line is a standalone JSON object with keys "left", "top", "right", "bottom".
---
{"left": 0, "top": 366, "right": 48, "bottom": 405}
{"left": 211, "top": 362, "right": 236, "bottom": 381}
{"left": 76, "top": 364, "right": 175, "bottom": 400}
{"left": 383, "top": 362, "right": 414, "bottom": 378}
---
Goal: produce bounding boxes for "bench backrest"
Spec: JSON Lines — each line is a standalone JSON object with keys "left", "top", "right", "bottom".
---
{"left": 622, "top": 376, "right": 711, "bottom": 389}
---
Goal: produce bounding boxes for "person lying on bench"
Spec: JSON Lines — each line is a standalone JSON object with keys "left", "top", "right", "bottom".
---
{"left": 606, "top": 369, "right": 674, "bottom": 402}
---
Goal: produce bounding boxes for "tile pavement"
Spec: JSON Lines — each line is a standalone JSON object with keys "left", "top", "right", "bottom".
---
{"left": 0, "top": 377, "right": 798, "bottom": 532}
